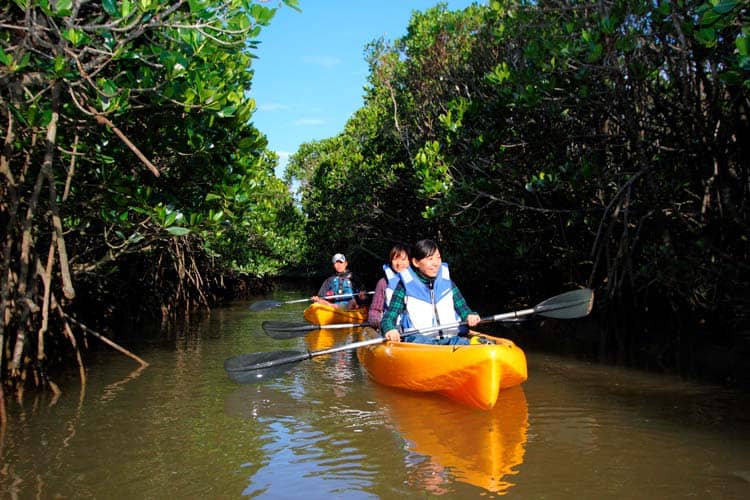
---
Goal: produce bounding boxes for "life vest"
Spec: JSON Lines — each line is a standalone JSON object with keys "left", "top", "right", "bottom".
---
{"left": 383, "top": 264, "right": 410, "bottom": 328}
{"left": 383, "top": 264, "right": 399, "bottom": 306}
{"left": 326, "top": 271, "right": 354, "bottom": 305}
{"left": 397, "top": 263, "right": 459, "bottom": 330}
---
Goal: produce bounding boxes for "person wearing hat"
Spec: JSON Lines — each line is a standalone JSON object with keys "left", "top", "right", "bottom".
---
{"left": 312, "top": 253, "right": 366, "bottom": 309}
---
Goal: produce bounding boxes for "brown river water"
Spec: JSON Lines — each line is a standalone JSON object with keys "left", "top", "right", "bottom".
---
{"left": 2, "top": 289, "right": 749, "bottom": 499}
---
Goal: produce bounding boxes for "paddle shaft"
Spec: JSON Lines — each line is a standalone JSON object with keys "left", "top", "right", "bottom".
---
{"left": 249, "top": 291, "right": 375, "bottom": 312}
{"left": 282, "top": 291, "right": 373, "bottom": 305}
{"left": 246, "top": 336, "right": 386, "bottom": 371}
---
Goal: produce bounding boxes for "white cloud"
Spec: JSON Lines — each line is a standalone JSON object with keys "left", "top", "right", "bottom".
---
{"left": 258, "top": 102, "right": 289, "bottom": 112}
{"left": 303, "top": 55, "right": 342, "bottom": 68}
{"left": 294, "top": 118, "right": 325, "bottom": 126}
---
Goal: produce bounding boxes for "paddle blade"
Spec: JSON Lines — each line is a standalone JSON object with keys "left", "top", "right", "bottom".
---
{"left": 262, "top": 321, "right": 318, "bottom": 339}
{"left": 262, "top": 320, "right": 371, "bottom": 340}
{"left": 224, "top": 350, "right": 308, "bottom": 383}
{"left": 534, "top": 288, "right": 594, "bottom": 319}
{"left": 248, "top": 300, "right": 282, "bottom": 312}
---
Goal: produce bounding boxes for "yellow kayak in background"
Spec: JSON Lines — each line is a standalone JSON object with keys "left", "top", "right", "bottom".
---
{"left": 357, "top": 328, "right": 527, "bottom": 410}
{"left": 303, "top": 302, "right": 368, "bottom": 325}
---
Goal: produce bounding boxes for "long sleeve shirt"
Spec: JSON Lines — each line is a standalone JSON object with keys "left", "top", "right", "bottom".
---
{"left": 380, "top": 271, "right": 476, "bottom": 335}
{"left": 367, "top": 277, "right": 388, "bottom": 328}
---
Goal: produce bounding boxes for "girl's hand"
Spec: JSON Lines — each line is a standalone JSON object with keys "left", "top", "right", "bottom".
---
{"left": 466, "top": 313, "right": 481, "bottom": 327}
{"left": 384, "top": 330, "right": 401, "bottom": 342}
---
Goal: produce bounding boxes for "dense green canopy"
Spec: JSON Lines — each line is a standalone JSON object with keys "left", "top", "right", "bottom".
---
{"left": 1, "top": 0, "right": 303, "bottom": 388}
{"left": 288, "top": 0, "right": 748, "bottom": 369}
{"left": 1, "top": 0, "right": 748, "bottom": 395}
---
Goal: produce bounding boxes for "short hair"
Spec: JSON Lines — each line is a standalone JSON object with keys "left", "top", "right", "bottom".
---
{"left": 411, "top": 239, "right": 439, "bottom": 261}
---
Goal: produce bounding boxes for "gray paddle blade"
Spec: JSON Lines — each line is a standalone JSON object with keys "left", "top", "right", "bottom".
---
{"left": 248, "top": 300, "right": 282, "bottom": 312}
{"left": 224, "top": 350, "right": 310, "bottom": 384}
{"left": 262, "top": 321, "right": 317, "bottom": 339}
{"left": 535, "top": 288, "right": 594, "bottom": 318}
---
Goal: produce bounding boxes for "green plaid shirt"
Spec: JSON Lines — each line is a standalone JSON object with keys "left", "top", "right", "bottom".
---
{"left": 380, "top": 270, "right": 476, "bottom": 334}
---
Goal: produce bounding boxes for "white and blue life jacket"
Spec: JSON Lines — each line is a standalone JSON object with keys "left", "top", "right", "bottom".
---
{"left": 383, "top": 264, "right": 410, "bottom": 328}
{"left": 397, "top": 263, "right": 459, "bottom": 331}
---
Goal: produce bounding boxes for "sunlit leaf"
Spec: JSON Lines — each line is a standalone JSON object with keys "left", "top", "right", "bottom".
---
{"left": 166, "top": 227, "right": 191, "bottom": 236}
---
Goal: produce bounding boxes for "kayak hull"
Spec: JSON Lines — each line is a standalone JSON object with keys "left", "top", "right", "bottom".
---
{"left": 303, "top": 302, "right": 368, "bottom": 325}
{"left": 357, "top": 329, "right": 527, "bottom": 410}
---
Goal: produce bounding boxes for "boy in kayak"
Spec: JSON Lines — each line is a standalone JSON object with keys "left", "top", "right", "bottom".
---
{"left": 312, "top": 253, "right": 367, "bottom": 309}
{"left": 381, "top": 239, "right": 480, "bottom": 344}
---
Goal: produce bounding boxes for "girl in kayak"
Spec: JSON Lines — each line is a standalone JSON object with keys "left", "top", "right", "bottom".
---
{"left": 381, "top": 239, "right": 480, "bottom": 344}
{"left": 368, "top": 243, "right": 410, "bottom": 329}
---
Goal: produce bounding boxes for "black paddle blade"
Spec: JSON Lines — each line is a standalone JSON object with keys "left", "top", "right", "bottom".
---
{"left": 224, "top": 350, "right": 310, "bottom": 383}
{"left": 261, "top": 320, "right": 370, "bottom": 340}
{"left": 248, "top": 300, "right": 282, "bottom": 312}
{"left": 535, "top": 288, "right": 594, "bottom": 319}
{"left": 262, "top": 321, "right": 317, "bottom": 339}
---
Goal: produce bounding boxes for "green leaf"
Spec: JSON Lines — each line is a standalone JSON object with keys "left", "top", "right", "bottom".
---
{"left": 712, "top": 0, "right": 737, "bottom": 15}
{"left": 737, "top": 34, "right": 749, "bottom": 56}
{"left": 121, "top": 0, "right": 133, "bottom": 17}
{"left": 283, "top": 0, "right": 302, "bottom": 12}
{"left": 54, "top": 0, "right": 73, "bottom": 16}
{"left": 166, "top": 227, "right": 191, "bottom": 236}
{"left": 102, "top": 0, "right": 118, "bottom": 16}
{"left": 695, "top": 28, "right": 717, "bottom": 47}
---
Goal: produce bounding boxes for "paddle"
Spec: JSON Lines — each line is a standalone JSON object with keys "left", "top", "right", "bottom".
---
{"left": 225, "top": 288, "right": 594, "bottom": 383}
{"left": 262, "top": 320, "right": 372, "bottom": 340}
{"left": 248, "top": 291, "right": 375, "bottom": 312}
{"left": 260, "top": 287, "right": 593, "bottom": 339}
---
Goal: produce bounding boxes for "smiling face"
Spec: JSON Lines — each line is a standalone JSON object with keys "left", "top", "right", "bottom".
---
{"left": 412, "top": 249, "right": 442, "bottom": 278}
{"left": 390, "top": 251, "right": 409, "bottom": 273}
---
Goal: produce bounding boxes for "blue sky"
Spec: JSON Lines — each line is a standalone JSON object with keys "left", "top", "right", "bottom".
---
{"left": 250, "top": 0, "right": 481, "bottom": 176}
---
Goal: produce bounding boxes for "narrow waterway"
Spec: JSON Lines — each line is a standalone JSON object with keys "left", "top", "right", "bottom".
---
{"left": 2, "top": 288, "right": 749, "bottom": 499}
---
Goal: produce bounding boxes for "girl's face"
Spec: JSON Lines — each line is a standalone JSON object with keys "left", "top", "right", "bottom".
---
{"left": 390, "top": 251, "right": 409, "bottom": 273}
{"left": 412, "top": 249, "right": 442, "bottom": 278}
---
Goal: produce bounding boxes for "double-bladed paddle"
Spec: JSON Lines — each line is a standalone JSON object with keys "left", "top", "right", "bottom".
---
{"left": 248, "top": 291, "right": 375, "bottom": 312}
{"left": 260, "top": 286, "right": 594, "bottom": 339}
{"left": 262, "top": 320, "right": 372, "bottom": 340}
{"left": 225, "top": 288, "right": 594, "bottom": 383}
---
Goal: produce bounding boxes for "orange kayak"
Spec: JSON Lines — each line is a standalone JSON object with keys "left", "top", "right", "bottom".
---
{"left": 303, "top": 302, "right": 368, "bottom": 325}
{"left": 356, "top": 329, "right": 527, "bottom": 410}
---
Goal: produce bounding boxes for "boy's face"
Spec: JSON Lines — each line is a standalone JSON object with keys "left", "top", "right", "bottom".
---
{"left": 333, "top": 260, "right": 348, "bottom": 272}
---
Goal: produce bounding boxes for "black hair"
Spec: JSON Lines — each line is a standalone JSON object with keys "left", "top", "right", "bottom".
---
{"left": 411, "top": 239, "right": 439, "bottom": 261}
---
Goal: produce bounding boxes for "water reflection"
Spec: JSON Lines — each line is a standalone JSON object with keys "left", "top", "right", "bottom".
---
{"left": 224, "top": 384, "right": 305, "bottom": 420}
{"left": 303, "top": 326, "right": 370, "bottom": 352}
{"left": 4, "top": 292, "right": 750, "bottom": 499}
{"left": 374, "top": 384, "right": 528, "bottom": 495}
